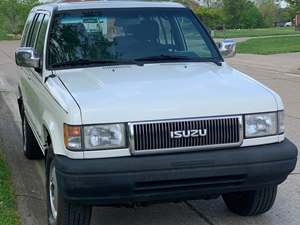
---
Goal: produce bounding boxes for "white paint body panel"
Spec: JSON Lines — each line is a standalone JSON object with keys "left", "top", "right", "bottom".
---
{"left": 56, "top": 1, "right": 185, "bottom": 11}
{"left": 57, "top": 62, "right": 281, "bottom": 125}
{"left": 18, "top": 2, "right": 285, "bottom": 159}
{"left": 55, "top": 62, "right": 284, "bottom": 159}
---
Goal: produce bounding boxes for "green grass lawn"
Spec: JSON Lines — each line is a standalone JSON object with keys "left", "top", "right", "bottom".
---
{"left": 0, "top": 152, "right": 20, "bottom": 225}
{"left": 215, "top": 27, "right": 300, "bottom": 38}
{"left": 237, "top": 36, "right": 300, "bottom": 55}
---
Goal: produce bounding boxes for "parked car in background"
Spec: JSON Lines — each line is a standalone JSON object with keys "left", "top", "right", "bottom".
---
{"left": 15, "top": 1, "right": 298, "bottom": 225}
{"left": 284, "top": 22, "right": 292, "bottom": 27}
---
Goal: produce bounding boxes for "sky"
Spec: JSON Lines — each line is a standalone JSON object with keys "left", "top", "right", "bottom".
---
{"left": 276, "top": 0, "right": 289, "bottom": 8}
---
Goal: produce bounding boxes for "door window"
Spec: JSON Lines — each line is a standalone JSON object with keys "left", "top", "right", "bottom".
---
{"left": 27, "top": 14, "right": 44, "bottom": 47}
{"left": 35, "top": 14, "right": 50, "bottom": 60}
{"left": 21, "top": 12, "right": 35, "bottom": 47}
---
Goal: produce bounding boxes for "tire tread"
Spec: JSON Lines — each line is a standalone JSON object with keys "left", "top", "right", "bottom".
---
{"left": 223, "top": 186, "right": 277, "bottom": 216}
{"left": 46, "top": 148, "right": 91, "bottom": 225}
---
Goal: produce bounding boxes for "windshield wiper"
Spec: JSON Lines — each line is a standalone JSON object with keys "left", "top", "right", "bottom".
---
{"left": 52, "top": 59, "right": 143, "bottom": 68}
{"left": 199, "top": 58, "right": 223, "bottom": 66}
{"left": 134, "top": 55, "right": 222, "bottom": 66}
{"left": 134, "top": 54, "right": 193, "bottom": 62}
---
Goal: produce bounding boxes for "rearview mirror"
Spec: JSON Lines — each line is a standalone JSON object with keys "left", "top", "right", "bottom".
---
{"left": 15, "top": 47, "right": 40, "bottom": 68}
{"left": 218, "top": 39, "right": 236, "bottom": 58}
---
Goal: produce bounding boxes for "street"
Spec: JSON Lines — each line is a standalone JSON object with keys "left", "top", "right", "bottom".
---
{"left": 0, "top": 41, "right": 299, "bottom": 225}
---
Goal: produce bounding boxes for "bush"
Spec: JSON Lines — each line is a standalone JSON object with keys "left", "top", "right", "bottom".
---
{"left": 194, "top": 0, "right": 265, "bottom": 30}
{"left": 0, "top": 0, "right": 39, "bottom": 35}
{"left": 194, "top": 7, "right": 225, "bottom": 30}
{"left": 223, "top": 0, "right": 264, "bottom": 29}
{"left": 240, "top": 1, "right": 265, "bottom": 29}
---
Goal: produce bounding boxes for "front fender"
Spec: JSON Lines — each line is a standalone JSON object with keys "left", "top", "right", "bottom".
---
{"left": 42, "top": 111, "right": 84, "bottom": 159}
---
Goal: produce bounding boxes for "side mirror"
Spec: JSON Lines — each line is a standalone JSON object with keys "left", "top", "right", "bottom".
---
{"left": 15, "top": 47, "right": 40, "bottom": 68}
{"left": 218, "top": 39, "right": 236, "bottom": 58}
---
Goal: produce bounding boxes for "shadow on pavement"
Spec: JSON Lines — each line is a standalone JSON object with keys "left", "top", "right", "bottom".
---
{"left": 0, "top": 92, "right": 47, "bottom": 225}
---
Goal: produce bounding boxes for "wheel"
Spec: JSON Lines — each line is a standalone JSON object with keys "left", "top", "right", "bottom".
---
{"left": 22, "top": 115, "right": 44, "bottom": 159}
{"left": 46, "top": 148, "right": 92, "bottom": 225}
{"left": 222, "top": 186, "right": 277, "bottom": 216}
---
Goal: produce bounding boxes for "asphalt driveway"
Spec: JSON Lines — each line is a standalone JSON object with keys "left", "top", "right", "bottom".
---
{"left": 0, "top": 41, "right": 299, "bottom": 225}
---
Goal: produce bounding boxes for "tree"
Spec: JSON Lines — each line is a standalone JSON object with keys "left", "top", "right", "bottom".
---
{"left": 202, "top": 0, "right": 223, "bottom": 8}
{"left": 286, "top": 0, "right": 300, "bottom": 19}
{"left": 0, "top": 0, "right": 39, "bottom": 35}
{"left": 240, "top": 1, "right": 265, "bottom": 28}
{"left": 278, "top": 8, "right": 292, "bottom": 22}
{"left": 0, "top": 0, "right": 19, "bottom": 34}
{"left": 223, "top": 0, "right": 247, "bottom": 28}
{"left": 259, "top": 0, "right": 279, "bottom": 27}
{"left": 194, "top": 7, "right": 224, "bottom": 29}
{"left": 223, "top": 0, "right": 264, "bottom": 29}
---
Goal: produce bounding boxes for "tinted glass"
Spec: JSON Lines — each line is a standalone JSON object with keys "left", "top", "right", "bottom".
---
{"left": 36, "top": 14, "right": 50, "bottom": 58}
{"left": 154, "top": 17, "right": 173, "bottom": 46}
{"left": 48, "top": 8, "right": 220, "bottom": 68}
{"left": 177, "top": 16, "right": 212, "bottom": 57}
{"left": 28, "top": 14, "right": 44, "bottom": 47}
{"left": 21, "top": 12, "right": 35, "bottom": 47}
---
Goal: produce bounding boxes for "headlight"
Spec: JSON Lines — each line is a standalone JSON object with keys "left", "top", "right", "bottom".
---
{"left": 84, "top": 124, "right": 126, "bottom": 150}
{"left": 245, "top": 112, "right": 278, "bottom": 138}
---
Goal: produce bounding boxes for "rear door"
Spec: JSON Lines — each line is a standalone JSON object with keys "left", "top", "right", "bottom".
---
{"left": 22, "top": 11, "right": 50, "bottom": 139}
{"left": 20, "top": 12, "right": 41, "bottom": 132}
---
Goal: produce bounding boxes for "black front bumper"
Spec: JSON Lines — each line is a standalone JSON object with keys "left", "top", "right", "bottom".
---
{"left": 55, "top": 139, "right": 298, "bottom": 206}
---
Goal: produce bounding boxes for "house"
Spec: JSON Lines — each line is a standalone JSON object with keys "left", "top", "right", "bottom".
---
{"left": 296, "top": 14, "right": 300, "bottom": 31}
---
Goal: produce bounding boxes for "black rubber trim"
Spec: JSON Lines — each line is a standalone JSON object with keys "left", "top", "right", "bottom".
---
{"left": 55, "top": 139, "right": 297, "bottom": 205}
{"left": 55, "top": 139, "right": 297, "bottom": 174}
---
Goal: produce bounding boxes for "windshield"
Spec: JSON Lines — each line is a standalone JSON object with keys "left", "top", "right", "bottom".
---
{"left": 48, "top": 8, "right": 221, "bottom": 69}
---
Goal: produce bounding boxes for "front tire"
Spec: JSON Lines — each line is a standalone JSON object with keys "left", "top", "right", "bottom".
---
{"left": 22, "top": 115, "right": 44, "bottom": 159}
{"left": 222, "top": 186, "right": 277, "bottom": 216}
{"left": 46, "top": 148, "right": 92, "bottom": 225}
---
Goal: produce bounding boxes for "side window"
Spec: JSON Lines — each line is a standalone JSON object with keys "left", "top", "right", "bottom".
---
{"left": 35, "top": 14, "right": 50, "bottom": 60}
{"left": 21, "top": 12, "right": 35, "bottom": 47}
{"left": 27, "top": 14, "right": 44, "bottom": 48}
{"left": 157, "top": 17, "right": 173, "bottom": 46}
{"left": 154, "top": 16, "right": 183, "bottom": 52}
{"left": 176, "top": 16, "right": 212, "bottom": 58}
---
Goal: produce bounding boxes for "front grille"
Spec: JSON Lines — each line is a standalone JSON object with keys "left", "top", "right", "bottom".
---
{"left": 129, "top": 116, "right": 242, "bottom": 154}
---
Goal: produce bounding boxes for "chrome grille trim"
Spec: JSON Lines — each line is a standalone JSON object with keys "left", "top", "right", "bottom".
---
{"left": 128, "top": 116, "right": 243, "bottom": 155}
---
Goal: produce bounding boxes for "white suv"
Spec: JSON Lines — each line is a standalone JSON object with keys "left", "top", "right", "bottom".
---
{"left": 15, "top": 1, "right": 297, "bottom": 225}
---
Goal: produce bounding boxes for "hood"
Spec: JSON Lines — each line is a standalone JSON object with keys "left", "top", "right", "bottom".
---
{"left": 57, "top": 62, "right": 278, "bottom": 124}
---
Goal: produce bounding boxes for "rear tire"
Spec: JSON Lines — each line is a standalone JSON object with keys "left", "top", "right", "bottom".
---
{"left": 222, "top": 186, "right": 277, "bottom": 216}
{"left": 22, "top": 115, "right": 44, "bottom": 159}
{"left": 46, "top": 148, "right": 92, "bottom": 225}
